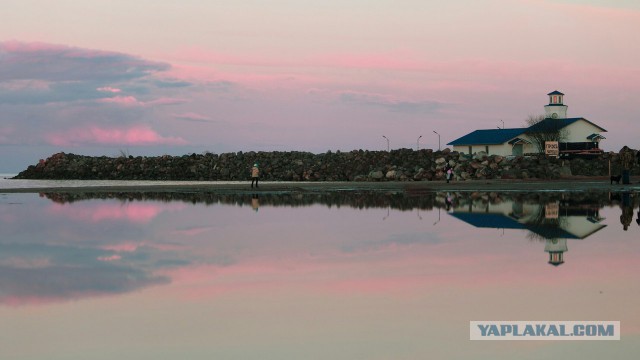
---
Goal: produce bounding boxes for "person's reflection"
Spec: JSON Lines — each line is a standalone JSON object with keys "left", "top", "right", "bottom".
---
{"left": 445, "top": 192, "right": 453, "bottom": 211}
{"left": 251, "top": 194, "right": 260, "bottom": 212}
{"left": 620, "top": 192, "right": 633, "bottom": 231}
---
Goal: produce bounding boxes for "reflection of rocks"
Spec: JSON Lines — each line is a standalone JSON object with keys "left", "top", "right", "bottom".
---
{"left": 39, "top": 190, "right": 638, "bottom": 213}
{"left": 42, "top": 191, "right": 442, "bottom": 212}
{"left": 17, "top": 148, "right": 638, "bottom": 181}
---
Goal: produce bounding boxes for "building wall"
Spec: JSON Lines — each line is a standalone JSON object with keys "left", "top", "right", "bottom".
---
{"left": 452, "top": 142, "right": 536, "bottom": 157}
{"left": 563, "top": 120, "right": 604, "bottom": 143}
{"left": 544, "top": 104, "right": 568, "bottom": 119}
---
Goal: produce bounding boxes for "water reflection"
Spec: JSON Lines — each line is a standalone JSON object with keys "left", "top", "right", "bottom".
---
{"left": 40, "top": 189, "right": 640, "bottom": 231}
{"left": 448, "top": 194, "right": 608, "bottom": 266}
{"left": 2, "top": 190, "right": 640, "bottom": 359}
{"left": 1, "top": 190, "right": 639, "bottom": 305}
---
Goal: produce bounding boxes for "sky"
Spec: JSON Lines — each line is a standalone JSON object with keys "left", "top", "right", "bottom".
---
{"left": 1, "top": 0, "right": 639, "bottom": 172}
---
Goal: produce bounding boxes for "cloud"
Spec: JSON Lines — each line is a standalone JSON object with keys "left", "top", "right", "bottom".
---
{"left": 45, "top": 125, "right": 187, "bottom": 146}
{"left": 172, "top": 112, "right": 213, "bottom": 122}
{"left": 338, "top": 90, "right": 443, "bottom": 114}
{"left": 145, "top": 97, "right": 189, "bottom": 106}
{"left": 0, "top": 41, "right": 172, "bottom": 105}
{"left": 97, "top": 96, "right": 189, "bottom": 107}
{"left": 97, "top": 86, "right": 122, "bottom": 93}
{"left": 0, "top": 41, "right": 169, "bottom": 82}
{"left": 98, "top": 95, "right": 143, "bottom": 107}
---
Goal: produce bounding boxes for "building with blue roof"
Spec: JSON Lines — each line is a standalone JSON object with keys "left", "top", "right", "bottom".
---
{"left": 447, "top": 91, "right": 607, "bottom": 156}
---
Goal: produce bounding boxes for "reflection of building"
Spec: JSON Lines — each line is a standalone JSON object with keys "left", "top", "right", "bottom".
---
{"left": 448, "top": 199, "right": 606, "bottom": 266}
{"left": 544, "top": 238, "right": 567, "bottom": 266}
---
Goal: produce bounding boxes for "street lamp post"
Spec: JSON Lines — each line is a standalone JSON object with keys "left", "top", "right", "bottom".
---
{"left": 500, "top": 119, "right": 504, "bottom": 129}
{"left": 417, "top": 135, "right": 422, "bottom": 151}
{"left": 382, "top": 135, "right": 389, "bottom": 152}
{"left": 433, "top": 131, "right": 440, "bottom": 151}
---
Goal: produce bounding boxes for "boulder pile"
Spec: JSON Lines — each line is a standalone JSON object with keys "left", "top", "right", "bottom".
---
{"left": 14, "top": 148, "right": 637, "bottom": 181}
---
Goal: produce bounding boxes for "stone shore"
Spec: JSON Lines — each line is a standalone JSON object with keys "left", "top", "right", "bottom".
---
{"left": 13, "top": 148, "right": 639, "bottom": 183}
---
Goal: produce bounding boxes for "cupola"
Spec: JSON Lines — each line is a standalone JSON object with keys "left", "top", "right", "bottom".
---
{"left": 544, "top": 90, "right": 568, "bottom": 119}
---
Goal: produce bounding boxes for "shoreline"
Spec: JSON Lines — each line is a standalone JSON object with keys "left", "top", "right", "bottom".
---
{"left": 2, "top": 176, "right": 640, "bottom": 193}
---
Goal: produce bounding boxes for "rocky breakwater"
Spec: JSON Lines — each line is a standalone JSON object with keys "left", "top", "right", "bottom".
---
{"left": 15, "top": 149, "right": 573, "bottom": 181}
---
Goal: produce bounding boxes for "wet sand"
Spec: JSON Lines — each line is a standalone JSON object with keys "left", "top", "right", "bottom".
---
{"left": 2, "top": 176, "right": 640, "bottom": 193}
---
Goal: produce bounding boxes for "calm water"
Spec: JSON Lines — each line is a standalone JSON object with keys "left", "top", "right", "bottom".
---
{"left": 1, "top": 189, "right": 639, "bottom": 359}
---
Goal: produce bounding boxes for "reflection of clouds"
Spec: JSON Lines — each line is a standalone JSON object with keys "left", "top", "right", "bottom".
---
{"left": 0, "top": 264, "right": 169, "bottom": 306}
{"left": 3, "top": 191, "right": 640, "bottom": 311}
{"left": 47, "top": 202, "right": 186, "bottom": 223}
{"left": 0, "top": 242, "right": 174, "bottom": 306}
{"left": 172, "top": 226, "right": 213, "bottom": 236}
{"left": 341, "top": 232, "right": 443, "bottom": 254}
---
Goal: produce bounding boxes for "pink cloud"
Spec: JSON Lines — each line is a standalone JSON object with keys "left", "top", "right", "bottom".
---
{"left": 45, "top": 125, "right": 187, "bottom": 146}
{"left": 98, "top": 95, "right": 143, "bottom": 106}
{"left": 96, "top": 86, "right": 122, "bottom": 93}
{"left": 97, "top": 96, "right": 188, "bottom": 107}
{"left": 101, "top": 243, "right": 141, "bottom": 252}
{"left": 97, "top": 254, "right": 122, "bottom": 262}
{"left": 47, "top": 203, "right": 161, "bottom": 223}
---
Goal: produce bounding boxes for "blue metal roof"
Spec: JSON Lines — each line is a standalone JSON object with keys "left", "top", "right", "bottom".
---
{"left": 587, "top": 133, "right": 606, "bottom": 140}
{"left": 449, "top": 212, "right": 527, "bottom": 229}
{"left": 448, "top": 118, "right": 606, "bottom": 146}
{"left": 547, "top": 90, "right": 564, "bottom": 95}
{"left": 447, "top": 128, "right": 526, "bottom": 146}
{"left": 449, "top": 212, "right": 580, "bottom": 239}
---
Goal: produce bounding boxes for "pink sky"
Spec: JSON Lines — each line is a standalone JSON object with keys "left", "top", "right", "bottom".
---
{"left": 1, "top": 0, "right": 639, "bottom": 171}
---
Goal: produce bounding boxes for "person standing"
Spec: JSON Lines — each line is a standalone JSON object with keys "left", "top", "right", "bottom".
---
{"left": 251, "top": 163, "right": 260, "bottom": 188}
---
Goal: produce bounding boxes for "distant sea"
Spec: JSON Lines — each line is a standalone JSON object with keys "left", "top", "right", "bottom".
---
{"left": 0, "top": 176, "right": 244, "bottom": 191}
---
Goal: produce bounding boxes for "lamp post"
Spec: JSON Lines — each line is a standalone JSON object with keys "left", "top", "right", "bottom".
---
{"left": 382, "top": 135, "right": 389, "bottom": 152}
{"left": 417, "top": 135, "right": 422, "bottom": 151}
{"left": 500, "top": 119, "right": 504, "bottom": 129}
{"left": 433, "top": 131, "right": 440, "bottom": 151}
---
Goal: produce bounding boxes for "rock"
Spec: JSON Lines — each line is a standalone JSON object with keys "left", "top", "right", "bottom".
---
{"left": 369, "top": 170, "right": 384, "bottom": 180}
{"left": 435, "top": 157, "right": 447, "bottom": 165}
{"left": 14, "top": 148, "right": 633, "bottom": 181}
{"left": 558, "top": 166, "right": 572, "bottom": 177}
{"left": 473, "top": 151, "right": 487, "bottom": 160}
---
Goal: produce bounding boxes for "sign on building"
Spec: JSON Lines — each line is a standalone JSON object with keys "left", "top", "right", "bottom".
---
{"left": 545, "top": 141, "right": 559, "bottom": 158}
{"left": 545, "top": 202, "right": 559, "bottom": 219}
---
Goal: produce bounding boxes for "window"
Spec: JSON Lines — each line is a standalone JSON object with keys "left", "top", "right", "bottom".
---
{"left": 485, "top": 145, "right": 489, "bottom": 154}
{"left": 468, "top": 146, "right": 472, "bottom": 155}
